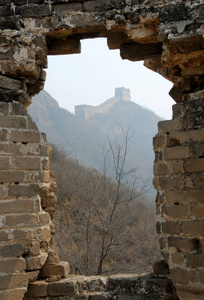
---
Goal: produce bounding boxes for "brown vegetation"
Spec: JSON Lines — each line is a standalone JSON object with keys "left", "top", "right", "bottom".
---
{"left": 50, "top": 134, "right": 161, "bottom": 276}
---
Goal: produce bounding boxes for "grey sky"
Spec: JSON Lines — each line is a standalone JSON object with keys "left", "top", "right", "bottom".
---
{"left": 44, "top": 38, "right": 175, "bottom": 119}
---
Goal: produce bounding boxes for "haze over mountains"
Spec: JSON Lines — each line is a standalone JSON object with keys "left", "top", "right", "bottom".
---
{"left": 29, "top": 88, "right": 162, "bottom": 196}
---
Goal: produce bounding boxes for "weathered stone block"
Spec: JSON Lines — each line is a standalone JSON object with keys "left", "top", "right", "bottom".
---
{"left": 159, "top": 175, "right": 183, "bottom": 190}
{"left": 186, "top": 253, "right": 204, "bottom": 268}
{"left": 162, "top": 221, "right": 181, "bottom": 235}
{"left": 158, "top": 119, "right": 182, "bottom": 133}
{"left": 6, "top": 213, "right": 38, "bottom": 227}
{"left": 13, "top": 157, "right": 41, "bottom": 170}
{"left": 0, "top": 231, "right": 9, "bottom": 242}
{"left": 182, "top": 222, "right": 204, "bottom": 236}
{"left": 0, "top": 170, "right": 25, "bottom": 183}
{"left": 0, "top": 273, "right": 27, "bottom": 290}
{"left": 24, "top": 281, "right": 48, "bottom": 298}
{"left": 164, "top": 205, "right": 188, "bottom": 219}
{"left": 40, "top": 261, "right": 70, "bottom": 278}
{"left": 0, "top": 185, "right": 7, "bottom": 199}
{"left": 47, "top": 280, "right": 76, "bottom": 296}
{"left": 154, "top": 162, "right": 168, "bottom": 176}
{"left": 8, "top": 184, "right": 40, "bottom": 197}
{"left": 164, "top": 146, "right": 189, "bottom": 160}
{"left": 0, "top": 243, "right": 27, "bottom": 258}
{"left": 0, "top": 143, "right": 22, "bottom": 156}
{"left": 170, "top": 268, "right": 189, "bottom": 284}
{"left": 0, "top": 199, "right": 36, "bottom": 213}
{"left": 171, "top": 252, "right": 184, "bottom": 265}
{"left": 25, "top": 253, "right": 48, "bottom": 271}
{"left": 153, "top": 134, "right": 166, "bottom": 150}
{"left": 191, "top": 205, "right": 204, "bottom": 219}
{"left": 0, "top": 75, "right": 21, "bottom": 90}
{"left": 185, "top": 158, "right": 204, "bottom": 173}
{"left": 0, "top": 288, "right": 27, "bottom": 300}
{"left": 54, "top": 3, "right": 83, "bottom": 16}
{"left": 0, "top": 116, "right": 27, "bottom": 129}
{"left": 0, "top": 257, "right": 26, "bottom": 273}
{"left": 10, "top": 130, "right": 41, "bottom": 143}
{"left": 48, "top": 38, "right": 81, "bottom": 56}
{"left": 168, "top": 237, "right": 200, "bottom": 251}
{"left": 15, "top": 4, "right": 51, "bottom": 17}
{"left": 120, "top": 42, "right": 162, "bottom": 61}
{"left": 0, "top": 157, "right": 11, "bottom": 170}
{"left": 26, "top": 270, "right": 40, "bottom": 283}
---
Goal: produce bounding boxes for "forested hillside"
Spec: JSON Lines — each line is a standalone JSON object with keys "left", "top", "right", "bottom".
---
{"left": 29, "top": 90, "right": 162, "bottom": 196}
{"left": 50, "top": 145, "right": 161, "bottom": 275}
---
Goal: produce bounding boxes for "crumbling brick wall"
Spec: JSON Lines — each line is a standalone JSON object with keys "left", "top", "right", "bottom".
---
{"left": 0, "top": 1, "right": 203, "bottom": 299}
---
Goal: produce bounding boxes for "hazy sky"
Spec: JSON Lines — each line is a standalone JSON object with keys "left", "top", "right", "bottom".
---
{"left": 44, "top": 38, "right": 174, "bottom": 119}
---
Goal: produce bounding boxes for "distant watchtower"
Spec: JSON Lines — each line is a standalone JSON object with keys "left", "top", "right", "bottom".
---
{"left": 115, "top": 87, "right": 131, "bottom": 101}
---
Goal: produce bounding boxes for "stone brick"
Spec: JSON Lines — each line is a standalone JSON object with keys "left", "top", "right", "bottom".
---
{"left": 195, "top": 143, "right": 204, "bottom": 157}
{"left": 158, "top": 175, "right": 183, "bottom": 190}
{"left": 0, "top": 129, "right": 9, "bottom": 142}
{"left": 25, "top": 170, "right": 50, "bottom": 183}
{"left": 0, "top": 116, "right": 27, "bottom": 129}
{"left": 199, "top": 270, "right": 204, "bottom": 284}
{"left": 182, "top": 222, "right": 204, "bottom": 236}
{"left": 0, "top": 288, "right": 27, "bottom": 300}
{"left": 0, "top": 230, "right": 9, "bottom": 242}
{"left": 0, "top": 257, "right": 26, "bottom": 273}
{"left": 165, "top": 190, "right": 204, "bottom": 204}
{"left": 0, "top": 185, "right": 7, "bottom": 198}
{"left": 48, "top": 38, "right": 81, "bottom": 56}
{"left": 41, "top": 194, "right": 57, "bottom": 208}
{"left": 168, "top": 237, "right": 200, "bottom": 251}
{"left": 39, "top": 212, "right": 50, "bottom": 225}
{"left": 0, "top": 199, "right": 36, "bottom": 213}
{"left": 0, "top": 157, "right": 11, "bottom": 169}
{"left": 10, "top": 102, "right": 27, "bottom": 116}
{"left": 8, "top": 184, "right": 40, "bottom": 197}
{"left": 171, "top": 252, "right": 184, "bottom": 265}
{"left": 37, "top": 227, "right": 51, "bottom": 242}
{"left": 10, "top": 130, "right": 41, "bottom": 143}
{"left": 191, "top": 205, "right": 204, "bottom": 219}
{"left": 15, "top": 4, "right": 51, "bottom": 17}
{"left": 24, "top": 281, "right": 48, "bottom": 298}
{"left": 47, "top": 280, "right": 76, "bottom": 296}
{"left": 0, "top": 170, "right": 25, "bottom": 183}
{"left": 12, "top": 229, "right": 32, "bottom": 241}
{"left": 168, "top": 129, "right": 204, "bottom": 144}
{"left": 6, "top": 213, "right": 38, "bottom": 227}
{"left": 162, "top": 221, "right": 181, "bottom": 235}
{"left": 170, "top": 268, "right": 189, "bottom": 284}
{"left": 158, "top": 119, "right": 182, "bottom": 133}
{"left": 0, "top": 243, "right": 27, "bottom": 258}
{"left": 186, "top": 253, "right": 204, "bottom": 268}
{"left": 0, "top": 102, "right": 9, "bottom": 115}
{"left": 54, "top": 3, "right": 83, "bottom": 16}
{"left": 0, "top": 143, "right": 23, "bottom": 156}
{"left": 154, "top": 162, "right": 168, "bottom": 176}
{"left": 172, "top": 160, "right": 184, "bottom": 174}
{"left": 192, "top": 172, "right": 204, "bottom": 188}
{"left": 40, "top": 261, "right": 70, "bottom": 278}
{"left": 0, "top": 75, "right": 21, "bottom": 90}
{"left": 164, "top": 146, "right": 189, "bottom": 160}
{"left": 185, "top": 158, "right": 204, "bottom": 173}
{"left": 0, "top": 273, "right": 27, "bottom": 290}
{"left": 25, "top": 253, "right": 48, "bottom": 271}
{"left": 163, "top": 205, "right": 188, "bottom": 218}
{"left": 13, "top": 157, "right": 41, "bottom": 170}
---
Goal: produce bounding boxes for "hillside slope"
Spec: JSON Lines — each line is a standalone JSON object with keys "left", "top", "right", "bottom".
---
{"left": 29, "top": 89, "right": 162, "bottom": 195}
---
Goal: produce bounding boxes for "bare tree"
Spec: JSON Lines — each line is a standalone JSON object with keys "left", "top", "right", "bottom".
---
{"left": 51, "top": 130, "right": 160, "bottom": 276}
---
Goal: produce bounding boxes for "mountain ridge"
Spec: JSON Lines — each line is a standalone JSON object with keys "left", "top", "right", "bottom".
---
{"left": 29, "top": 89, "right": 162, "bottom": 196}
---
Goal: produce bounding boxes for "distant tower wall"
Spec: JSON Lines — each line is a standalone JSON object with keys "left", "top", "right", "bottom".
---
{"left": 115, "top": 87, "right": 131, "bottom": 101}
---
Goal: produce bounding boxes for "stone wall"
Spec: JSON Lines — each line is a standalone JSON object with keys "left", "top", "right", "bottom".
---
{"left": 75, "top": 87, "right": 130, "bottom": 120}
{"left": 0, "top": 0, "right": 203, "bottom": 299}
